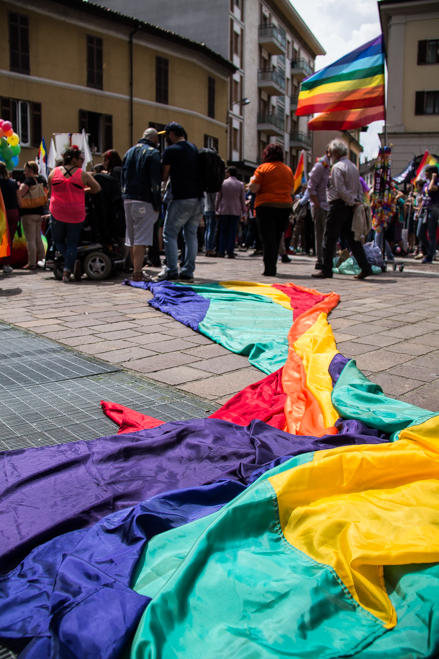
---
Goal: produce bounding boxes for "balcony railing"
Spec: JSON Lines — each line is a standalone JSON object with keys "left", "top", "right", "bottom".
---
{"left": 258, "top": 68, "right": 286, "bottom": 91}
{"left": 258, "top": 113, "right": 285, "bottom": 132}
{"left": 290, "top": 131, "right": 312, "bottom": 148}
{"left": 290, "top": 59, "right": 313, "bottom": 79}
{"left": 290, "top": 94, "right": 300, "bottom": 109}
{"left": 258, "top": 24, "right": 287, "bottom": 54}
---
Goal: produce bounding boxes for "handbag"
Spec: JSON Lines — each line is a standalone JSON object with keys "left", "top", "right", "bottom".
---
{"left": 21, "top": 179, "right": 48, "bottom": 209}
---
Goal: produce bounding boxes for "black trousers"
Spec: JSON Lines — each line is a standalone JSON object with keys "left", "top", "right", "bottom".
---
{"left": 256, "top": 206, "right": 291, "bottom": 276}
{"left": 322, "top": 199, "right": 371, "bottom": 277}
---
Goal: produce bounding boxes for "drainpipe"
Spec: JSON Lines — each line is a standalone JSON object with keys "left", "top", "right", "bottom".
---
{"left": 129, "top": 26, "right": 140, "bottom": 145}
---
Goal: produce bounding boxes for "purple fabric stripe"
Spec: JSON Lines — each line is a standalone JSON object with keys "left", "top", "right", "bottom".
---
{"left": 145, "top": 281, "right": 209, "bottom": 331}
{"left": 328, "top": 353, "right": 350, "bottom": 386}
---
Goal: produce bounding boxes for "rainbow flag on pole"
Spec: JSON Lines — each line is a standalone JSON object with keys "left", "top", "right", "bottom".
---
{"left": 297, "top": 35, "right": 385, "bottom": 130}
{"left": 412, "top": 151, "right": 439, "bottom": 185}
{"left": 293, "top": 150, "right": 304, "bottom": 193}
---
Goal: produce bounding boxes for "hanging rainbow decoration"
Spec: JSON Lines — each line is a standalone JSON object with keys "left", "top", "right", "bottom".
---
{"left": 297, "top": 35, "right": 385, "bottom": 131}
{"left": 1, "top": 280, "right": 439, "bottom": 659}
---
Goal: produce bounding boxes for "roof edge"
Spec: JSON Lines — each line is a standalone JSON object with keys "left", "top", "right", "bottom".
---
{"left": 272, "top": 0, "right": 326, "bottom": 57}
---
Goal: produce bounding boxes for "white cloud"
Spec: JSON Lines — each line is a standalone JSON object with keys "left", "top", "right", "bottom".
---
{"left": 290, "top": 0, "right": 384, "bottom": 160}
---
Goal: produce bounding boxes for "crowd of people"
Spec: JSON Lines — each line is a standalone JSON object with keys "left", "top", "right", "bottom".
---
{"left": 1, "top": 124, "right": 438, "bottom": 282}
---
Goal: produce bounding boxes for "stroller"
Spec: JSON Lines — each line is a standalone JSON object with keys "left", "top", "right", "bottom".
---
{"left": 52, "top": 173, "right": 126, "bottom": 281}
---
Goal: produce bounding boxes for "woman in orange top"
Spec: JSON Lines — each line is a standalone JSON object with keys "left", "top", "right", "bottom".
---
{"left": 249, "top": 144, "right": 294, "bottom": 276}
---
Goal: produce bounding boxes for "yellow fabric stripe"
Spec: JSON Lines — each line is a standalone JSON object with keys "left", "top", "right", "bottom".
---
{"left": 292, "top": 312, "right": 339, "bottom": 428}
{"left": 268, "top": 437, "right": 439, "bottom": 628}
{"left": 220, "top": 281, "right": 293, "bottom": 310}
{"left": 299, "top": 74, "right": 384, "bottom": 100}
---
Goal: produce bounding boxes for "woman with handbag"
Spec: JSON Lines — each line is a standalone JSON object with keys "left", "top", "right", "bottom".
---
{"left": 19, "top": 161, "right": 47, "bottom": 270}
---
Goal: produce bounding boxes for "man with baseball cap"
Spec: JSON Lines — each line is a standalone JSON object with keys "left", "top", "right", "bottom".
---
{"left": 156, "top": 122, "right": 203, "bottom": 282}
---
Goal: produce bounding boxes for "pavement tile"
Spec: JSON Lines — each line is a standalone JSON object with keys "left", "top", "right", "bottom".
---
{"left": 14, "top": 318, "right": 62, "bottom": 328}
{"left": 88, "top": 321, "right": 136, "bottom": 333}
{"left": 350, "top": 333, "right": 402, "bottom": 348}
{"left": 25, "top": 324, "right": 67, "bottom": 335}
{"left": 371, "top": 373, "right": 423, "bottom": 396}
{"left": 385, "top": 342, "right": 433, "bottom": 356}
{"left": 39, "top": 328, "right": 93, "bottom": 340}
{"left": 58, "top": 335, "right": 104, "bottom": 347}
{"left": 385, "top": 323, "right": 438, "bottom": 339}
{"left": 93, "top": 330, "right": 144, "bottom": 341}
{"left": 162, "top": 326, "right": 201, "bottom": 338}
{"left": 126, "top": 332, "right": 183, "bottom": 346}
{"left": 100, "top": 347, "right": 156, "bottom": 363}
{"left": 341, "top": 323, "right": 390, "bottom": 338}
{"left": 354, "top": 349, "right": 414, "bottom": 373}
{"left": 179, "top": 368, "right": 262, "bottom": 399}
{"left": 178, "top": 335, "right": 213, "bottom": 345}
{"left": 414, "top": 333, "right": 439, "bottom": 348}
{"left": 329, "top": 319, "right": 361, "bottom": 330}
{"left": 181, "top": 344, "right": 230, "bottom": 359}
{"left": 333, "top": 333, "right": 357, "bottom": 343}
{"left": 399, "top": 387, "right": 439, "bottom": 413}
{"left": 145, "top": 338, "right": 199, "bottom": 353}
{"left": 389, "top": 364, "right": 439, "bottom": 383}
{"left": 405, "top": 352, "right": 439, "bottom": 369}
{"left": 147, "top": 366, "right": 210, "bottom": 386}
{"left": 191, "top": 354, "right": 251, "bottom": 374}
{"left": 79, "top": 339, "right": 136, "bottom": 355}
{"left": 125, "top": 312, "right": 165, "bottom": 319}
{"left": 123, "top": 351, "right": 200, "bottom": 373}
{"left": 336, "top": 342, "right": 378, "bottom": 357}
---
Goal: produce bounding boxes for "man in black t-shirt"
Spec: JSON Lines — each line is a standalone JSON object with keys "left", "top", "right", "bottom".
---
{"left": 157, "top": 122, "right": 204, "bottom": 282}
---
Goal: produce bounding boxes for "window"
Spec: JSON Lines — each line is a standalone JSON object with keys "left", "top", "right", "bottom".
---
{"left": 233, "top": 30, "right": 240, "bottom": 56}
{"left": 208, "top": 76, "right": 215, "bottom": 119}
{"left": 232, "top": 127, "right": 239, "bottom": 151}
{"left": 418, "top": 40, "right": 439, "bottom": 65}
{"left": 156, "top": 56, "right": 169, "bottom": 105}
{"left": 79, "top": 109, "right": 112, "bottom": 153}
{"left": 415, "top": 91, "right": 439, "bottom": 115}
{"left": 349, "top": 150, "right": 358, "bottom": 166}
{"left": 87, "top": 35, "right": 103, "bottom": 89}
{"left": 204, "top": 135, "right": 219, "bottom": 151}
{"left": 1, "top": 97, "right": 41, "bottom": 147}
{"left": 8, "top": 12, "right": 30, "bottom": 75}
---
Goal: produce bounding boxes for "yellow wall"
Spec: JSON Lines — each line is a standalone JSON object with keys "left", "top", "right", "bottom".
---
{"left": 404, "top": 17, "right": 439, "bottom": 133}
{"left": 0, "top": 2, "right": 229, "bottom": 166}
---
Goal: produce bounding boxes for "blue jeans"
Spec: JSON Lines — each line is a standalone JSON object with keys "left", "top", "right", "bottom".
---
{"left": 51, "top": 216, "right": 84, "bottom": 271}
{"left": 419, "top": 206, "right": 439, "bottom": 261}
{"left": 204, "top": 211, "right": 217, "bottom": 252}
{"left": 163, "top": 199, "right": 204, "bottom": 276}
{"left": 219, "top": 214, "right": 239, "bottom": 256}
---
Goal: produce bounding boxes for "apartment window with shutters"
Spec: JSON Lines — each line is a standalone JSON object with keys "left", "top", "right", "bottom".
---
{"left": 8, "top": 12, "right": 30, "bottom": 75}
{"left": 415, "top": 91, "right": 439, "bottom": 115}
{"left": 204, "top": 135, "right": 219, "bottom": 151}
{"left": 79, "top": 109, "right": 112, "bottom": 153}
{"left": 156, "top": 57, "right": 169, "bottom": 104}
{"left": 87, "top": 36, "right": 103, "bottom": 90}
{"left": 208, "top": 76, "right": 215, "bottom": 119}
{"left": 233, "top": 30, "right": 240, "bottom": 56}
{"left": 418, "top": 40, "right": 439, "bottom": 65}
{"left": 1, "top": 97, "right": 41, "bottom": 147}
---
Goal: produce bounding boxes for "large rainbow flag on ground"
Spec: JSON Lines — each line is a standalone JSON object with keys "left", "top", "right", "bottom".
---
{"left": 297, "top": 35, "right": 385, "bottom": 131}
{"left": 1, "top": 280, "right": 439, "bottom": 659}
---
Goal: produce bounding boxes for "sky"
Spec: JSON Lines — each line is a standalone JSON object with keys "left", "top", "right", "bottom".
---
{"left": 290, "top": 0, "right": 384, "bottom": 161}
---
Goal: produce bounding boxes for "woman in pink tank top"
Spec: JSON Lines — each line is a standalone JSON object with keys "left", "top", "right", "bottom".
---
{"left": 48, "top": 146, "right": 101, "bottom": 282}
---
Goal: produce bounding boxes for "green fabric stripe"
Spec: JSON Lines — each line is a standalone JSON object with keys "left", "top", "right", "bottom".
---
{"left": 301, "top": 64, "right": 383, "bottom": 91}
{"left": 191, "top": 284, "right": 293, "bottom": 374}
{"left": 130, "top": 453, "right": 387, "bottom": 659}
{"left": 331, "top": 360, "right": 437, "bottom": 438}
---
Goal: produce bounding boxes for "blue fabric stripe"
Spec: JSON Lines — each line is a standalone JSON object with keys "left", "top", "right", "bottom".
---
{"left": 146, "top": 281, "right": 209, "bottom": 331}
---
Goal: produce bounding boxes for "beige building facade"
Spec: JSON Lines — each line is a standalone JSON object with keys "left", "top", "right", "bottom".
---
{"left": 312, "top": 129, "right": 364, "bottom": 168}
{"left": 95, "top": 0, "right": 325, "bottom": 179}
{"left": 0, "top": 0, "right": 235, "bottom": 168}
{"left": 379, "top": 0, "right": 439, "bottom": 174}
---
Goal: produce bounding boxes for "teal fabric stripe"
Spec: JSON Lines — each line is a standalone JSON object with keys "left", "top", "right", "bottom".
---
{"left": 331, "top": 359, "right": 437, "bottom": 437}
{"left": 130, "top": 453, "right": 387, "bottom": 659}
{"left": 191, "top": 284, "right": 293, "bottom": 374}
{"left": 129, "top": 449, "right": 439, "bottom": 658}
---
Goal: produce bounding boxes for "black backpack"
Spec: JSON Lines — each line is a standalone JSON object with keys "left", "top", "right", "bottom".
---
{"left": 198, "top": 148, "right": 225, "bottom": 193}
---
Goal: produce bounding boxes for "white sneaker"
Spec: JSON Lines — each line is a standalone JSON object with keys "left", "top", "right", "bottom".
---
{"left": 2, "top": 265, "right": 13, "bottom": 274}
{"left": 155, "top": 267, "right": 178, "bottom": 282}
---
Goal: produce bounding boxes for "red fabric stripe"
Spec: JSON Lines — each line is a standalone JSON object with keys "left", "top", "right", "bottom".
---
{"left": 308, "top": 106, "right": 385, "bottom": 131}
{"left": 296, "top": 87, "right": 384, "bottom": 116}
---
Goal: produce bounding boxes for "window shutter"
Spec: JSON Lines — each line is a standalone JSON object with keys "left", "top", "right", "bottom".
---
{"left": 32, "top": 102, "right": 42, "bottom": 147}
{"left": 415, "top": 91, "right": 424, "bottom": 115}
{"left": 79, "top": 109, "right": 88, "bottom": 132}
{"left": 104, "top": 114, "right": 113, "bottom": 151}
{"left": 1, "top": 97, "right": 12, "bottom": 122}
{"left": 417, "top": 40, "right": 427, "bottom": 65}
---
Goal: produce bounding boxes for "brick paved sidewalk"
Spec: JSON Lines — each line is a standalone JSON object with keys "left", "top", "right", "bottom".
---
{"left": 1, "top": 251, "right": 438, "bottom": 412}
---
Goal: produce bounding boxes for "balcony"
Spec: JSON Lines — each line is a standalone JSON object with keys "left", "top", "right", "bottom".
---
{"left": 258, "top": 24, "right": 286, "bottom": 55}
{"left": 290, "top": 94, "right": 300, "bottom": 111}
{"left": 258, "top": 68, "right": 286, "bottom": 96}
{"left": 290, "top": 59, "right": 313, "bottom": 80}
{"left": 290, "top": 131, "right": 312, "bottom": 149}
{"left": 257, "top": 113, "right": 285, "bottom": 136}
